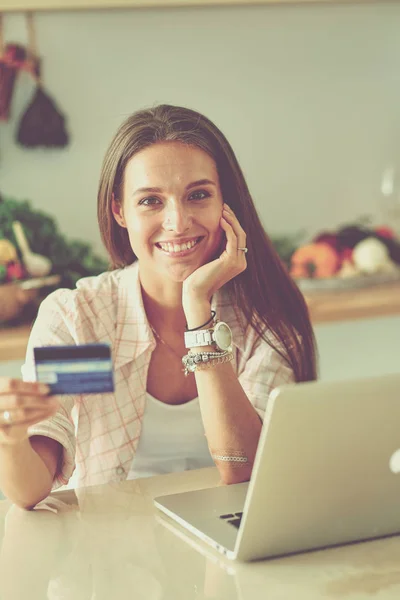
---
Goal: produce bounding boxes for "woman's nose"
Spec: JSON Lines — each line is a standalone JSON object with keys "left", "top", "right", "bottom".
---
{"left": 164, "top": 205, "right": 192, "bottom": 233}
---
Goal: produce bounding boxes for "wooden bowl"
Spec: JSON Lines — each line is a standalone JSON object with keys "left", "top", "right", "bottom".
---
{"left": 0, "top": 275, "right": 60, "bottom": 324}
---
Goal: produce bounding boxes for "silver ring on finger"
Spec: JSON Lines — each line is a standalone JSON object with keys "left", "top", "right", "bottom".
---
{"left": 238, "top": 247, "right": 248, "bottom": 253}
{"left": 2, "top": 410, "right": 13, "bottom": 425}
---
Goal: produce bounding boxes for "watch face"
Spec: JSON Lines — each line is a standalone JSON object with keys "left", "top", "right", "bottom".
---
{"left": 214, "top": 322, "right": 232, "bottom": 351}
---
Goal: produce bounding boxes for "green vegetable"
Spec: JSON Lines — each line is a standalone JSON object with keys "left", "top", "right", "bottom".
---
{"left": 0, "top": 194, "right": 109, "bottom": 288}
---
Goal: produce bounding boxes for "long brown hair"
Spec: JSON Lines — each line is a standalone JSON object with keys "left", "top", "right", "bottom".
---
{"left": 98, "top": 105, "right": 317, "bottom": 382}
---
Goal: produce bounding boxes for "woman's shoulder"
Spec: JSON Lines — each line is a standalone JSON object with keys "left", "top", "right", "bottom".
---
{"left": 75, "top": 267, "right": 124, "bottom": 298}
{"left": 35, "top": 267, "right": 132, "bottom": 345}
{"left": 41, "top": 268, "right": 123, "bottom": 311}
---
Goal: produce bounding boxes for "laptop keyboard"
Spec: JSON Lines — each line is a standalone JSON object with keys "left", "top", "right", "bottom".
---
{"left": 219, "top": 512, "right": 243, "bottom": 529}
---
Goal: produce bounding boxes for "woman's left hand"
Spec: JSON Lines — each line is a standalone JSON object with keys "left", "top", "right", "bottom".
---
{"left": 182, "top": 204, "right": 247, "bottom": 310}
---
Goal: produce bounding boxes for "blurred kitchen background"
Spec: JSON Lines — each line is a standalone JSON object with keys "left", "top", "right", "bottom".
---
{"left": 0, "top": 0, "right": 399, "bottom": 381}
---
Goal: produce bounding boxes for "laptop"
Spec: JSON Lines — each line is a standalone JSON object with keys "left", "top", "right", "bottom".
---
{"left": 154, "top": 373, "right": 400, "bottom": 561}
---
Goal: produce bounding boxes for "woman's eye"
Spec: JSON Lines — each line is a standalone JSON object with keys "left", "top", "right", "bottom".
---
{"left": 139, "top": 196, "right": 161, "bottom": 206}
{"left": 189, "top": 190, "right": 211, "bottom": 201}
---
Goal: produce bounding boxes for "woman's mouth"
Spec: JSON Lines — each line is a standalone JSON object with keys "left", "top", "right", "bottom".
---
{"left": 155, "top": 236, "right": 204, "bottom": 257}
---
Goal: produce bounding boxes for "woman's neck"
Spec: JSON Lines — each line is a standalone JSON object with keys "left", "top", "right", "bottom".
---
{"left": 140, "top": 275, "right": 187, "bottom": 332}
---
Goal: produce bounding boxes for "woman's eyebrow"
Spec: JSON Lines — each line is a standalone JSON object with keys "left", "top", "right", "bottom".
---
{"left": 132, "top": 179, "right": 216, "bottom": 196}
{"left": 186, "top": 179, "right": 216, "bottom": 190}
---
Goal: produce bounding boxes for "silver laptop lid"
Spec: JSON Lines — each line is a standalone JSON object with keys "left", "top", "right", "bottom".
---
{"left": 235, "top": 373, "right": 400, "bottom": 560}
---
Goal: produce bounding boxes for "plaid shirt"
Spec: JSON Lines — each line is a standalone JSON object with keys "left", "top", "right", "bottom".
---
{"left": 23, "top": 262, "right": 294, "bottom": 489}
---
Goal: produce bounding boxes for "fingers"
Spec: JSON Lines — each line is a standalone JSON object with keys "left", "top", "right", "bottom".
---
{"left": 221, "top": 205, "right": 247, "bottom": 269}
{"left": 222, "top": 204, "right": 247, "bottom": 253}
{"left": 0, "top": 379, "right": 59, "bottom": 444}
{"left": 0, "top": 412, "right": 54, "bottom": 445}
{"left": 0, "top": 394, "right": 56, "bottom": 412}
{"left": 0, "top": 378, "right": 49, "bottom": 397}
{"left": 0, "top": 379, "right": 53, "bottom": 422}
{"left": 0, "top": 400, "right": 59, "bottom": 428}
{"left": 13, "top": 406, "right": 59, "bottom": 427}
{"left": 220, "top": 215, "right": 236, "bottom": 257}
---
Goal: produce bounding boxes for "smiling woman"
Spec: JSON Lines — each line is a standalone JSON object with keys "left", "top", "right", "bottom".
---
{"left": 111, "top": 142, "right": 225, "bottom": 285}
{"left": 0, "top": 104, "right": 317, "bottom": 509}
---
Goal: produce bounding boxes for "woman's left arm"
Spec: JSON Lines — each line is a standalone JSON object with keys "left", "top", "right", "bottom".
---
{"left": 185, "top": 299, "right": 294, "bottom": 485}
{"left": 184, "top": 318, "right": 263, "bottom": 485}
{"left": 183, "top": 204, "right": 289, "bottom": 485}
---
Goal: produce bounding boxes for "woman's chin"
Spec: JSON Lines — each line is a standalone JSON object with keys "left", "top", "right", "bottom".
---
{"left": 164, "top": 263, "right": 198, "bottom": 283}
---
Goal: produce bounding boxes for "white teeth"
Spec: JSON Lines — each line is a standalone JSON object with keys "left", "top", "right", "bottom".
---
{"left": 159, "top": 239, "right": 199, "bottom": 253}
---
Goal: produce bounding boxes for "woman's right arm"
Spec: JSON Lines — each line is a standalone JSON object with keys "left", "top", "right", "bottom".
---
{"left": 0, "top": 378, "right": 62, "bottom": 509}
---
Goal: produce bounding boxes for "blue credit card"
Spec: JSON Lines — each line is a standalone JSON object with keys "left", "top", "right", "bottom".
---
{"left": 34, "top": 344, "right": 114, "bottom": 395}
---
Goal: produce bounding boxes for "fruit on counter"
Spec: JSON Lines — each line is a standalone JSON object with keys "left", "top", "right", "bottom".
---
{"left": 340, "top": 247, "right": 353, "bottom": 263}
{"left": 352, "top": 237, "right": 392, "bottom": 274}
{"left": 336, "top": 224, "right": 400, "bottom": 265}
{"left": 290, "top": 242, "right": 341, "bottom": 279}
{"left": 337, "top": 259, "right": 361, "bottom": 278}
{"left": 0, "top": 239, "right": 18, "bottom": 264}
{"left": 312, "top": 231, "right": 354, "bottom": 263}
{"left": 375, "top": 225, "right": 396, "bottom": 239}
{"left": 336, "top": 225, "right": 372, "bottom": 249}
{"left": 313, "top": 232, "right": 340, "bottom": 251}
{"left": 294, "top": 221, "right": 400, "bottom": 280}
{"left": 6, "top": 260, "right": 25, "bottom": 281}
{"left": 375, "top": 234, "right": 400, "bottom": 265}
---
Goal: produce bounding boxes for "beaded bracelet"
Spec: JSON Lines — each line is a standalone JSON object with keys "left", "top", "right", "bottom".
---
{"left": 195, "top": 352, "right": 233, "bottom": 372}
{"left": 182, "top": 350, "right": 233, "bottom": 376}
{"left": 182, "top": 349, "right": 229, "bottom": 376}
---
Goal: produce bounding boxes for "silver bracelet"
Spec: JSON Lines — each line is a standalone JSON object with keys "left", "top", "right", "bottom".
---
{"left": 182, "top": 349, "right": 231, "bottom": 376}
{"left": 211, "top": 450, "right": 249, "bottom": 468}
{"left": 212, "top": 455, "right": 248, "bottom": 463}
{"left": 194, "top": 352, "right": 233, "bottom": 373}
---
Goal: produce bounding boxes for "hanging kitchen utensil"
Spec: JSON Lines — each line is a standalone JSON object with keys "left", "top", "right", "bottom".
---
{"left": 12, "top": 220, "right": 52, "bottom": 277}
{"left": 0, "top": 14, "right": 27, "bottom": 122}
{"left": 16, "top": 12, "right": 69, "bottom": 148}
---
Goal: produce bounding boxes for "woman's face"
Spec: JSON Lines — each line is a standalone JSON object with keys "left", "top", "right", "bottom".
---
{"left": 112, "top": 141, "right": 224, "bottom": 283}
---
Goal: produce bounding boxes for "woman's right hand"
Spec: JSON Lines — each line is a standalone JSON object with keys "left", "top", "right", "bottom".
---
{"left": 0, "top": 379, "right": 59, "bottom": 446}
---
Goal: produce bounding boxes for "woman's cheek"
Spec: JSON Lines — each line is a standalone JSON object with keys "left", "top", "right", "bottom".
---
{"left": 209, "top": 226, "right": 225, "bottom": 259}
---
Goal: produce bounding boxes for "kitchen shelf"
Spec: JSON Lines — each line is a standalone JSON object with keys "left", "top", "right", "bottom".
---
{"left": 0, "top": 323, "right": 33, "bottom": 362}
{"left": 0, "top": 281, "right": 399, "bottom": 362}
{"left": 0, "top": 0, "right": 377, "bottom": 12}
{"left": 303, "top": 281, "right": 400, "bottom": 325}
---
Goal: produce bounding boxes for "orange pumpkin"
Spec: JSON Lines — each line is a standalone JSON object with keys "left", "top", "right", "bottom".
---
{"left": 290, "top": 242, "right": 340, "bottom": 279}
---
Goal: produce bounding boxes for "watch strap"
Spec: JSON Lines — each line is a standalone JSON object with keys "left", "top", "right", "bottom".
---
{"left": 184, "top": 328, "right": 215, "bottom": 349}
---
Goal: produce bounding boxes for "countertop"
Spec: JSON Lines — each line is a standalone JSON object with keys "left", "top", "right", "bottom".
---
{"left": 0, "top": 281, "right": 399, "bottom": 361}
{"left": 1, "top": 467, "right": 400, "bottom": 599}
{"left": 303, "top": 280, "right": 400, "bottom": 324}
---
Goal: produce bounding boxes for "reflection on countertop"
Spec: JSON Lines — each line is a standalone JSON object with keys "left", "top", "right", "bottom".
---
{"left": 1, "top": 468, "right": 400, "bottom": 600}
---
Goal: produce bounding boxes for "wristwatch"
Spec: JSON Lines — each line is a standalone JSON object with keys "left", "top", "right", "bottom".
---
{"left": 184, "top": 321, "right": 233, "bottom": 351}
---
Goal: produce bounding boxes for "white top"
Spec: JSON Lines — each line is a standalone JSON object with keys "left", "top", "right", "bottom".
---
{"left": 127, "top": 393, "right": 215, "bottom": 480}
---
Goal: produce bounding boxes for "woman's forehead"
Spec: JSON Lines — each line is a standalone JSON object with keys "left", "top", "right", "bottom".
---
{"left": 125, "top": 142, "right": 218, "bottom": 185}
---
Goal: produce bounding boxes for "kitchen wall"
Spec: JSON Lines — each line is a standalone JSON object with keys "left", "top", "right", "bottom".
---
{"left": 1, "top": 1, "right": 400, "bottom": 257}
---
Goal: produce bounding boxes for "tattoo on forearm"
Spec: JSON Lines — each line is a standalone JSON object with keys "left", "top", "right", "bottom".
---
{"left": 210, "top": 449, "right": 250, "bottom": 468}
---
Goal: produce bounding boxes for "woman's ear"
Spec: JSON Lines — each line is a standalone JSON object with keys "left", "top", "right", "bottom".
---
{"left": 111, "top": 194, "right": 127, "bottom": 228}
